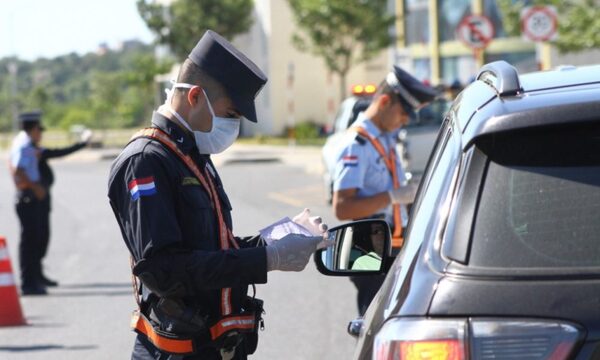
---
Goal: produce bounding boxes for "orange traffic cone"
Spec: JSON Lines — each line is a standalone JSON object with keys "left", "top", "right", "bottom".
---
{"left": 0, "top": 236, "right": 26, "bottom": 326}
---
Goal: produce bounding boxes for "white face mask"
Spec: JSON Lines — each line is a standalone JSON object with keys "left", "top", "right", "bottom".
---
{"left": 165, "top": 82, "right": 240, "bottom": 154}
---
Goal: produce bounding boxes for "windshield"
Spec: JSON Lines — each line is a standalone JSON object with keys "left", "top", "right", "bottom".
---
{"left": 469, "top": 123, "right": 600, "bottom": 269}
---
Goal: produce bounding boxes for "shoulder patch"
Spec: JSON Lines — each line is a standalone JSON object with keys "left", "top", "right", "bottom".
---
{"left": 128, "top": 176, "right": 157, "bottom": 200}
{"left": 354, "top": 134, "right": 367, "bottom": 145}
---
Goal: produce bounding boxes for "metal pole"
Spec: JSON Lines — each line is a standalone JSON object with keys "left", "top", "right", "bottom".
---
{"left": 472, "top": 0, "right": 485, "bottom": 69}
{"left": 428, "top": 0, "right": 440, "bottom": 84}
{"left": 7, "top": 62, "right": 19, "bottom": 133}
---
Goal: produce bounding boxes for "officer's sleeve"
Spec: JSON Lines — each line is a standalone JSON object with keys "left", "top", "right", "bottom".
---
{"left": 234, "top": 234, "right": 266, "bottom": 248}
{"left": 108, "top": 151, "right": 182, "bottom": 260}
{"left": 11, "top": 146, "right": 35, "bottom": 172}
{"left": 41, "top": 142, "right": 86, "bottom": 160}
{"left": 333, "top": 139, "right": 369, "bottom": 192}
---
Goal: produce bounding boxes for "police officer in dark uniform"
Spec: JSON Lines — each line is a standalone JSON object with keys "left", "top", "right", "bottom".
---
{"left": 9, "top": 112, "right": 48, "bottom": 295}
{"left": 108, "top": 30, "right": 327, "bottom": 359}
{"left": 332, "top": 66, "right": 438, "bottom": 315}
{"left": 36, "top": 125, "right": 93, "bottom": 287}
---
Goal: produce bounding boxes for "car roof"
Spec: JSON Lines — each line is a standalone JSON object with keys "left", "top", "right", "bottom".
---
{"left": 455, "top": 62, "right": 600, "bottom": 150}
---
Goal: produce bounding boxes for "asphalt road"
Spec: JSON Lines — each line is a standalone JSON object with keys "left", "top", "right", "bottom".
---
{"left": 0, "top": 148, "right": 358, "bottom": 360}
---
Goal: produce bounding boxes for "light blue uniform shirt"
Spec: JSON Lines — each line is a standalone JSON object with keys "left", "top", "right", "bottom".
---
{"left": 10, "top": 131, "right": 40, "bottom": 182}
{"left": 332, "top": 116, "right": 408, "bottom": 227}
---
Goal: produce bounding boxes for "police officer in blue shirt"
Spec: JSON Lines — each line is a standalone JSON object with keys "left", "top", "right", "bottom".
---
{"left": 332, "top": 66, "right": 438, "bottom": 315}
{"left": 108, "top": 30, "right": 327, "bottom": 359}
{"left": 9, "top": 112, "right": 49, "bottom": 295}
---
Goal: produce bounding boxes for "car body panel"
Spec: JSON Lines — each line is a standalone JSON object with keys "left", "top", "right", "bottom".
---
{"left": 430, "top": 277, "right": 600, "bottom": 341}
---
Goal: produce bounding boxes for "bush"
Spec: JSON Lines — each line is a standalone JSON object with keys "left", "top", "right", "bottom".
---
{"left": 293, "top": 121, "right": 320, "bottom": 140}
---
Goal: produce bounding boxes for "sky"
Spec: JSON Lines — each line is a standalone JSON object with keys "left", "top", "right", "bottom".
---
{"left": 0, "top": 0, "right": 155, "bottom": 61}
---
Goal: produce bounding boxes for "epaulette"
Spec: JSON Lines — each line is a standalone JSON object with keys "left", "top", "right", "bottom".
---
{"left": 354, "top": 134, "right": 367, "bottom": 145}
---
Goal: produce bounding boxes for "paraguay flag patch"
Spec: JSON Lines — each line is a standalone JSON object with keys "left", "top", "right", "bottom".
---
{"left": 342, "top": 155, "right": 359, "bottom": 167}
{"left": 128, "top": 176, "right": 157, "bottom": 200}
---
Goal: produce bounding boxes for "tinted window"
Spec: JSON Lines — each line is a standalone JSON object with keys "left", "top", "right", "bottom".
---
{"left": 470, "top": 124, "right": 600, "bottom": 268}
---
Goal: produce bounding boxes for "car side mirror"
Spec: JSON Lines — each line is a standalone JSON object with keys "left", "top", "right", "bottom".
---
{"left": 314, "top": 220, "right": 390, "bottom": 276}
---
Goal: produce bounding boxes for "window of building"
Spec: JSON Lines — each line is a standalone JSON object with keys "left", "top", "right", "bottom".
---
{"left": 405, "top": 0, "right": 430, "bottom": 45}
{"left": 438, "top": 0, "right": 471, "bottom": 42}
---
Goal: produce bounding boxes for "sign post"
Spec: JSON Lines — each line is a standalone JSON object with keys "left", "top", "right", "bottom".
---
{"left": 520, "top": 5, "right": 558, "bottom": 70}
{"left": 456, "top": 14, "right": 495, "bottom": 69}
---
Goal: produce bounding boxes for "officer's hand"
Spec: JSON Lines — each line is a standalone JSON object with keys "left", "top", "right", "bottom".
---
{"left": 388, "top": 184, "right": 418, "bottom": 205}
{"left": 80, "top": 129, "right": 93, "bottom": 144}
{"left": 292, "top": 208, "right": 328, "bottom": 235}
{"left": 265, "top": 233, "right": 325, "bottom": 272}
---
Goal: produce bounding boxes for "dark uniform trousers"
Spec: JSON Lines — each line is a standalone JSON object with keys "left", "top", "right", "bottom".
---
{"left": 15, "top": 191, "right": 44, "bottom": 287}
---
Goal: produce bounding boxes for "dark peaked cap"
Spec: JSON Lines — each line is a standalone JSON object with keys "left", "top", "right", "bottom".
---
{"left": 188, "top": 30, "right": 268, "bottom": 123}
{"left": 386, "top": 66, "right": 438, "bottom": 110}
{"left": 18, "top": 111, "right": 44, "bottom": 130}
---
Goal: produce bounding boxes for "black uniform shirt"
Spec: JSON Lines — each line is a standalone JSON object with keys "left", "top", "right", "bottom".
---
{"left": 108, "top": 112, "right": 267, "bottom": 318}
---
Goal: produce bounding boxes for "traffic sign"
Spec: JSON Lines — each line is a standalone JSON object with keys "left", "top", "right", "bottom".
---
{"left": 456, "top": 14, "right": 495, "bottom": 50}
{"left": 521, "top": 5, "right": 558, "bottom": 42}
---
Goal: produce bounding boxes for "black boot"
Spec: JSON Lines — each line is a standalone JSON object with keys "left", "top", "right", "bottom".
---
{"left": 39, "top": 274, "right": 59, "bottom": 287}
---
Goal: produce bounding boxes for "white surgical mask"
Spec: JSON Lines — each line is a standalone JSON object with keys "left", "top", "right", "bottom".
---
{"left": 165, "top": 82, "right": 240, "bottom": 154}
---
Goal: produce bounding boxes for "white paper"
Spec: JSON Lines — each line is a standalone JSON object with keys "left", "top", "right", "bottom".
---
{"left": 258, "top": 217, "right": 314, "bottom": 245}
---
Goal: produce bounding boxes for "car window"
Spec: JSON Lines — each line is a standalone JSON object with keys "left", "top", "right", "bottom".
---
{"left": 404, "top": 118, "right": 459, "bottom": 246}
{"left": 469, "top": 123, "right": 600, "bottom": 269}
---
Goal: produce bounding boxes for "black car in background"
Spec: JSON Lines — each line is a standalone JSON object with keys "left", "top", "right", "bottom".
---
{"left": 315, "top": 61, "right": 600, "bottom": 359}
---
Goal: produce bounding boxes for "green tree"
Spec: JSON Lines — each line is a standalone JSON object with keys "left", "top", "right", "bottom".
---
{"left": 497, "top": 0, "right": 600, "bottom": 53}
{"left": 288, "top": 0, "right": 395, "bottom": 99}
{"left": 137, "top": 0, "right": 255, "bottom": 59}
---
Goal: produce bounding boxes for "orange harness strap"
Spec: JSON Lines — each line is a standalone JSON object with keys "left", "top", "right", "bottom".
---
{"left": 209, "top": 314, "right": 256, "bottom": 340}
{"left": 350, "top": 127, "right": 404, "bottom": 248}
{"left": 131, "top": 310, "right": 195, "bottom": 354}
{"left": 131, "top": 128, "right": 239, "bottom": 317}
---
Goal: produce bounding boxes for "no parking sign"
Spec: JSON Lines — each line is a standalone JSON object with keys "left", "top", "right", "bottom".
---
{"left": 456, "top": 14, "right": 495, "bottom": 50}
{"left": 521, "top": 6, "right": 558, "bottom": 42}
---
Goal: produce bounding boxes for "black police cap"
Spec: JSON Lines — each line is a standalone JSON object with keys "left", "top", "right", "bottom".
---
{"left": 188, "top": 30, "right": 268, "bottom": 123}
{"left": 385, "top": 66, "right": 438, "bottom": 110}
{"left": 18, "top": 111, "right": 45, "bottom": 131}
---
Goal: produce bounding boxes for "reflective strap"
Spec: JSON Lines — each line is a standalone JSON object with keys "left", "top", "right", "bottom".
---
{"left": 209, "top": 315, "right": 256, "bottom": 340}
{"left": 0, "top": 273, "right": 15, "bottom": 287}
{"left": 131, "top": 311, "right": 195, "bottom": 354}
{"left": 131, "top": 128, "right": 235, "bottom": 317}
{"left": 350, "top": 127, "right": 404, "bottom": 247}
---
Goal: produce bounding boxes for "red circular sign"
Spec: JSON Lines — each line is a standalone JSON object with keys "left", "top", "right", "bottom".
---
{"left": 521, "top": 6, "right": 558, "bottom": 42}
{"left": 456, "top": 14, "right": 495, "bottom": 50}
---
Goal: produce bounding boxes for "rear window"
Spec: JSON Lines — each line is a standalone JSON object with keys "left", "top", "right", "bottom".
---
{"left": 469, "top": 123, "right": 600, "bottom": 269}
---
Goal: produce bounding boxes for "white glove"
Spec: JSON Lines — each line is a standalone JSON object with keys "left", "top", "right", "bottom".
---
{"left": 388, "top": 184, "right": 418, "bottom": 205}
{"left": 80, "top": 129, "right": 93, "bottom": 143}
{"left": 292, "top": 208, "right": 328, "bottom": 235}
{"left": 265, "top": 233, "right": 326, "bottom": 272}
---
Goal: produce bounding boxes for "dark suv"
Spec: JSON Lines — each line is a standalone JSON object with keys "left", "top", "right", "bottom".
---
{"left": 315, "top": 61, "right": 600, "bottom": 359}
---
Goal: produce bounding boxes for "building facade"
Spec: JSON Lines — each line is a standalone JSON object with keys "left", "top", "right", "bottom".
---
{"left": 393, "top": 0, "right": 537, "bottom": 86}
{"left": 233, "top": 0, "right": 390, "bottom": 137}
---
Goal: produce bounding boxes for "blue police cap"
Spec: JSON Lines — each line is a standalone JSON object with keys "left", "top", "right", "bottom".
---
{"left": 18, "top": 111, "right": 45, "bottom": 131}
{"left": 188, "top": 30, "right": 268, "bottom": 123}
{"left": 385, "top": 66, "right": 438, "bottom": 111}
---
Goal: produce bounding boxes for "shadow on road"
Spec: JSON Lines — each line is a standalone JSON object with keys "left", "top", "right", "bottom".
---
{"left": 0, "top": 344, "right": 97, "bottom": 352}
{"left": 41, "top": 282, "right": 133, "bottom": 297}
